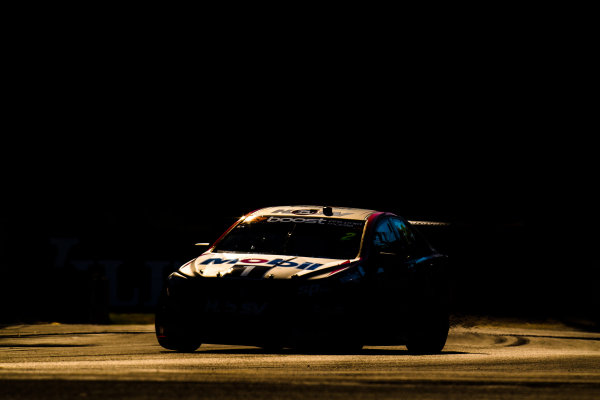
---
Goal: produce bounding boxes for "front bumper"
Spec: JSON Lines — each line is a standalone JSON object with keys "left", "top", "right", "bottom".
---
{"left": 166, "top": 277, "right": 363, "bottom": 346}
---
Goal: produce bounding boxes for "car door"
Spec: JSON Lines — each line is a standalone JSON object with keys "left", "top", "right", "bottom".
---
{"left": 366, "top": 216, "right": 445, "bottom": 341}
{"left": 363, "top": 216, "right": 412, "bottom": 340}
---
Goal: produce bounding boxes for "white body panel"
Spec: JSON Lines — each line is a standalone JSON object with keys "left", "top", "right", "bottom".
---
{"left": 248, "top": 206, "right": 377, "bottom": 221}
{"left": 180, "top": 252, "right": 354, "bottom": 279}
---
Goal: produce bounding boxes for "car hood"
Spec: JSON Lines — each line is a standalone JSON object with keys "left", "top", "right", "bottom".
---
{"left": 177, "top": 252, "right": 354, "bottom": 280}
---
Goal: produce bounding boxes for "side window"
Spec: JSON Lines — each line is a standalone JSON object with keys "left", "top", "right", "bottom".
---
{"left": 389, "top": 218, "right": 416, "bottom": 249}
{"left": 390, "top": 217, "right": 432, "bottom": 256}
{"left": 372, "top": 218, "right": 400, "bottom": 252}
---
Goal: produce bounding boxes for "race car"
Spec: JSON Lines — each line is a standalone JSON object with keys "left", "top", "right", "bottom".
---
{"left": 155, "top": 206, "right": 450, "bottom": 353}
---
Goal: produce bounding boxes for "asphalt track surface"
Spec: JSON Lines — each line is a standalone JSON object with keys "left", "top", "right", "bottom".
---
{"left": 1, "top": 320, "right": 599, "bottom": 399}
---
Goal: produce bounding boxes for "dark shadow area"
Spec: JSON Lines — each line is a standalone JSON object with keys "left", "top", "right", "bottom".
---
{"left": 559, "top": 318, "right": 600, "bottom": 333}
{"left": 2, "top": 149, "right": 595, "bottom": 328}
{"left": 2, "top": 377, "right": 598, "bottom": 400}
{"left": 159, "top": 347, "right": 474, "bottom": 356}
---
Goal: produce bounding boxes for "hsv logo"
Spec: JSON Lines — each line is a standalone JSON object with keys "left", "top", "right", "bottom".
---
{"left": 271, "top": 209, "right": 353, "bottom": 217}
{"left": 291, "top": 209, "right": 318, "bottom": 215}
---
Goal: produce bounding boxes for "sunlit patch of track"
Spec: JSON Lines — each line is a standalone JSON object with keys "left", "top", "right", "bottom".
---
{"left": 1, "top": 320, "right": 600, "bottom": 399}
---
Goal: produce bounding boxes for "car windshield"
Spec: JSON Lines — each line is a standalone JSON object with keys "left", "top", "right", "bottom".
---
{"left": 213, "top": 216, "right": 365, "bottom": 259}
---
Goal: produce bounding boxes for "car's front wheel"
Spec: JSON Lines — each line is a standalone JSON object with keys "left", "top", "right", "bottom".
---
{"left": 405, "top": 307, "right": 449, "bottom": 354}
{"left": 155, "top": 291, "right": 201, "bottom": 352}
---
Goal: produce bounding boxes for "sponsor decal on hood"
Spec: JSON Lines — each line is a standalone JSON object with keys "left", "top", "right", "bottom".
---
{"left": 178, "top": 253, "right": 353, "bottom": 279}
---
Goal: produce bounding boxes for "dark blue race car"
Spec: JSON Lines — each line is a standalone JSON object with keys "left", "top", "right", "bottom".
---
{"left": 156, "top": 206, "right": 450, "bottom": 353}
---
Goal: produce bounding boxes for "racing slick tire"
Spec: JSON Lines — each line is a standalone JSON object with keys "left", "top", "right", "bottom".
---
{"left": 405, "top": 307, "right": 449, "bottom": 354}
{"left": 155, "top": 291, "right": 201, "bottom": 353}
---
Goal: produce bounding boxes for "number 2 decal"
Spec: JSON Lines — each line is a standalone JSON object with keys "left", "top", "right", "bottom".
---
{"left": 341, "top": 232, "right": 357, "bottom": 241}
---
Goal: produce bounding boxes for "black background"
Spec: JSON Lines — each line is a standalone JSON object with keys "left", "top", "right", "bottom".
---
{"left": 1, "top": 10, "right": 595, "bottom": 325}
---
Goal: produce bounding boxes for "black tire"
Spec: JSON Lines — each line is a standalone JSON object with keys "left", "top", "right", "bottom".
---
{"left": 405, "top": 308, "right": 449, "bottom": 354}
{"left": 155, "top": 292, "right": 201, "bottom": 353}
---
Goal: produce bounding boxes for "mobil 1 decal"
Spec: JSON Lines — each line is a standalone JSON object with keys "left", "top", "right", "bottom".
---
{"left": 200, "top": 257, "right": 324, "bottom": 270}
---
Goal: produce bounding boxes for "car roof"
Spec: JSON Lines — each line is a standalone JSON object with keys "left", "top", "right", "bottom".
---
{"left": 248, "top": 205, "right": 380, "bottom": 221}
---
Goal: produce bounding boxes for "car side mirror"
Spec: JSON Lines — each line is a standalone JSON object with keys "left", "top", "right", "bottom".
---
{"left": 372, "top": 248, "right": 410, "bottom": 275}
{"left": 372, "top": 249, "right": 398, "bottom": 265}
